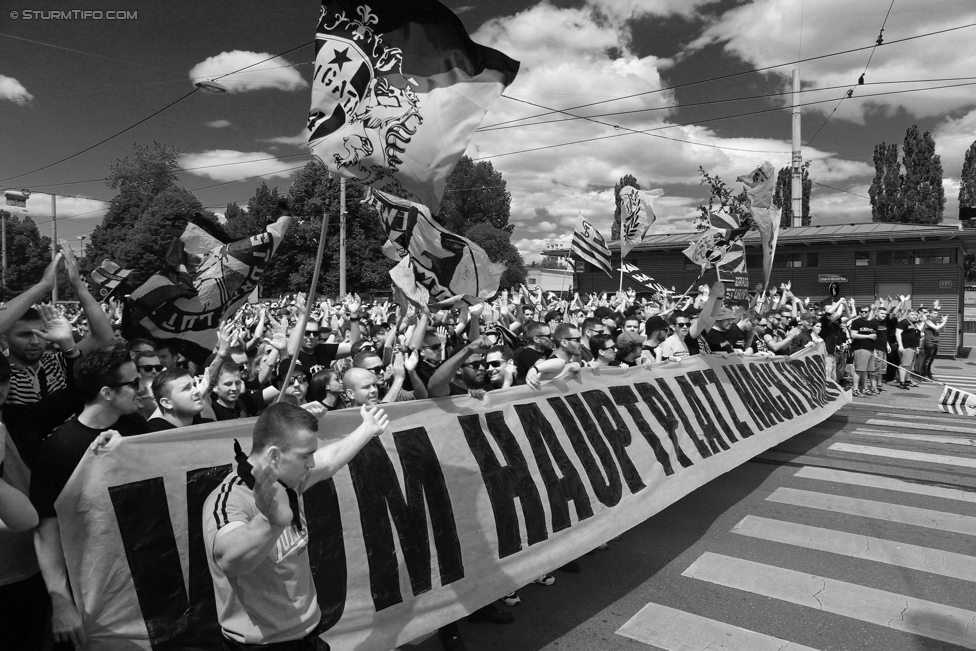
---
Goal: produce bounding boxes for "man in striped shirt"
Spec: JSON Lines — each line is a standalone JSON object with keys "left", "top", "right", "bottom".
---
{"left": 2, "top": 244, "right": 114, "bottom": 405}
{"left": 203, "top": 402, "right": 388, "bottom": 649}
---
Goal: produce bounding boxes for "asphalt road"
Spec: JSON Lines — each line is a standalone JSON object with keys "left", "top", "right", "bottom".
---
{"left": 401, "top": 399, "right": 976, "bottom": 651}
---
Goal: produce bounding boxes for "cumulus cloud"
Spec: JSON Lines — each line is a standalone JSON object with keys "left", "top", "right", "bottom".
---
{"left": 262, "top": 132, "right": 308, "bottom": 146}
{"left": 0, "top": 74, "right": 32, "bottom": 105}
{"left": 188, "top": 51, "right": 307, "bottom": 93}
{"left": 687, "top": 0, "right": 976, "bottom": 122}
{"left": 2, "top": 192, "right": 108, "bottom": 220}
{"left": 206, "top": 119, "right": 231, "bottom": 128}
{"left": 933, "top": 109, "right": 976, "bottom": 179}
{"left": 180, "top": 150, "right": 304, "bottom": 182}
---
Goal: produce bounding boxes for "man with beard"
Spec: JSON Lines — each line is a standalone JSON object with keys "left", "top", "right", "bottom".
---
{"left": 484, "top": 346, "right": 517, "bottom": 389}
{"left": 3, "top": 246, "right": 113, "bottom": 406}
{"left": 704, "top": 307, "right": 737, "bottom": 354}
{"left": 641, "top": 316, "right": 670, "bottom": 363}
{"left": 148, "top": 368, "right": 211, "bottom": 431}
{"left": 31, "top": 348, "right": 149, "bottom": 649}
{"left": 725, "top": 312, "right": 753, "bottom": 353}
{"left": 428, "top": 336, "right": 493, "bottom": 398}
{"left": 514, "top": 322, "right": 553, "bottom": 384}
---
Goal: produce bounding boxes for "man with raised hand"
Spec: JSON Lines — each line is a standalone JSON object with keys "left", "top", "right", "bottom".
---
{"left": 204, "top": 402, "right": 388, "bottom": 650}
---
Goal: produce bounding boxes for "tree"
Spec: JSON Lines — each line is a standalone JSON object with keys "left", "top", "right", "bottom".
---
{"left": 900, "top": 124, "right": 944, "bottom": 224}
{"left": 773, "top": 162, "right": 812, "bottom": 227}
{"left": 108, "top": 142, "right": 182, "bottom": 196}
{"left": 463, "top": 223, "right": 527, "bottom": 291}
{"left": 611, "top": 174, "right": 640, "bottom": 241}
{"left": 695, "top": 167, "right": 751, "bottom": 232}
{"left": 438, "top": 156, "right": 512, "bottom": 233}
{"left": 869, "top": 142, "right": 901, "bottom": 222}
{"left": 0, "top": 212, "right": 54, "bottom": 298}
{"left": 959, "top": 141, "right": 976, "bottom": 223}
{"left": 252, "top": 162, "right": 394, "bottom": 297}
{"left": 84, "top": 143, "right": 219, "bottom": 287}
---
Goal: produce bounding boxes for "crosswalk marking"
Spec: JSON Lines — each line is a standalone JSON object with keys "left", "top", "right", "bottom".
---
{"left": 794, "top": 466, "right": 976, "bottom": 504}
{"left": 731, "top": 515, "right": 976, "bottom": 582}
{"left": 683, "top": 553, "right": 976, "bottom": 649}
{"left": 829, "top": 442, "right": 976, "bottom": 469}
{"left": 616, "top": 602, "right": 821, "bottom": 651}
{"left": 864, "top": 419, "right": 976, "bottom": 435}
{"left": 876, "top": 411, "right": 976, "bottom": 423}
{"left": 852, "top": 429, "right": 976, "bottom": 446}
{"left": 767, "top": 487, "right": 976, "bottom": 536}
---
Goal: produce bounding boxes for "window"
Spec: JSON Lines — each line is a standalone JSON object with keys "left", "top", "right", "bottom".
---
{"left": 892, "top": 249, "right": 913, "bottom": 265}
{"left": 576, "top": 261, "right": 586, "bottom": 272}
{"left": 915, "top": 248, "right": 954, "bottom": 264}
{"left": 855, "top": 251, "right": 870, "bottom": 266}
{"left": 805, "top": 252, "right": 818, "bottom": 267}
{"left": 877, "top": 251, "right": 893, "bottom": 265}
{"left": 527, "top": 278, "right": 537, "bottom": 285}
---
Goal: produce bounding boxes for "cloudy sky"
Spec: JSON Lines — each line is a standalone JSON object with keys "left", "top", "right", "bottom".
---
{"left": 1, "top": 0, "right": 974, "bottom": 261}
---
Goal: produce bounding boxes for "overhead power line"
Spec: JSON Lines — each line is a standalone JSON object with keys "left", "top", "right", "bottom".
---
{"left": 484, "top": 20, "right": 976, "bottom": 130}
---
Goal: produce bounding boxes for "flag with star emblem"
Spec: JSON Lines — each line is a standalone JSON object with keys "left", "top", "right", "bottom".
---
{"left": 365, "top": 189, "right": 505, "bottom": 302}
{"left": 307, "top": 0, "right": 519, "bottom": 214}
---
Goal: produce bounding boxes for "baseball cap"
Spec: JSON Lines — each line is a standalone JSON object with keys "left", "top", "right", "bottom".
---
{"left": 594, "top": 306, "right": 614, "bottom": 320}
{"left": 544, "top": 310, "right": 562, "bottom": 323}
{"left": 616, "top": 331, "right": 646, "bottom": 347}
{"left": 715, "top": 307, "right": 736, "bottom": 321}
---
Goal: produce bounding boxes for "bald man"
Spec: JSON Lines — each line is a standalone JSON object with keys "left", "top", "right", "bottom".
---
{"left": 342, "top": 367, "right": 380, "bottom": 407}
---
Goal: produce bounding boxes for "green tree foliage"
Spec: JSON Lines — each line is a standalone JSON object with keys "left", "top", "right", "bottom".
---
{"left": 870, "top": 126, "right": 945, "bottom": 224}
{"left": 959, "top": 141, "right": 976, "bottom": 222}
{"left": 869, "top": 142, "right": 901, "bottom": 222}
{"left": 247, "top": 162, "right": 394, "bottom": 297}
{"left": 773, "top": 162, "right": 812, "bottom": 227}
{"left": 611, "top": 174, "right": 640, "bottom": 241}
{"left": 463, "top": 223, "right": 527, "bottom": 290}
{"left": 695, "top": 167, "right": 751, "bottom": 232}
{"left": 0, "top": 211, "right": 54, "bottom": 298}
{"left": 900, "top": 125, "right": 945, "bottom": 224}
{"left": 438, "top": 156, "right": 512, "bottom": 233}
{"left": 85, "top": 142, "right": 216, "bottom": 287}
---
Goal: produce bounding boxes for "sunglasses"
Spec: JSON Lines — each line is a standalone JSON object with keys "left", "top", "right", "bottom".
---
{"left": 423, "top": 343, "right": 442, "bottom": 351}
{"left": 110, "top": 378, "right": 141, "bottom": 391}
{"left": 138, "top": 364, "right": 165, "bottom": 373}
{"left": 486, "top": 360, "right": 506, "bottom": 368}
{"left": 675, "top": 322, "right": 690, "bottom": 327}
{"left": 462, "top": 360, "right": 486, "bottom": 370}
{"left": 563, "top": 336, "right": 582, "bottom": 342}
{"left": 603, "top": 345, "right": 617, "bottom": 352}
{"left": 365, "top": 365, "right": 384, "bottom": 375}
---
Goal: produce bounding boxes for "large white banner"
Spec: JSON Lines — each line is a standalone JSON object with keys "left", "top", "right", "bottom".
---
{"left": 57, "top": 346, "right": 848, "bottom": 650}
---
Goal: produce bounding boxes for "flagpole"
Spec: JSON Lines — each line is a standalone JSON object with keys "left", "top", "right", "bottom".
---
{"left": 618, "top": 250, "right": 624, "bottom": 294}
{"left": 339, "top": 177, "right": 347, "bottom": 298}
{"left": 276, "top": 208, "right": 330, "bottom": 403}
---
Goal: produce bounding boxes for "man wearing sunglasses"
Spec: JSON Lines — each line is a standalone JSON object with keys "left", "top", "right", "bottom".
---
{"left": 514, "top": 322, "right": 554, "bottom": 384}
{"left": 428, "top": 335, "right": 492, "bottom": 398}
{"left": 31, "top": 348, "right": 149, "bottom": 650}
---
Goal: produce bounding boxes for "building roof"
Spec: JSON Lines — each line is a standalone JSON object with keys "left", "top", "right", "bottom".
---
{"left": 552, "top": 223, "right": 976, "bottom": 255}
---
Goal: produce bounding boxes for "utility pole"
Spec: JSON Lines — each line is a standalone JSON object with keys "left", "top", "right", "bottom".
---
{"left": 339, "top": 177, "right": 347, "bottom": 298}
{"left": 51, "top": 193, "right": 58, "bottom": 303}
{"left": 791, "top": 69, "right": 803, "bottom": 228}
{"left": 1, "top": 214, "right": 6, "bottom": 292}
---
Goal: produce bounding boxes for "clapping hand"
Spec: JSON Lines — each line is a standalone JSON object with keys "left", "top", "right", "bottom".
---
{"left": 253, "top": 462, "right": 292, "bottom": 529}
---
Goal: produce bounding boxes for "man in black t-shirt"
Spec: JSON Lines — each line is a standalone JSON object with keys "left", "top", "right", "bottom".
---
{"left": 895, "top": 310, "right": 921, "bottom": 388}
{"left": 514, "top": 321, "right": 553, "bottom": 383}
{"left": 291, "top": 295, "right": 363, "bottom": 377}
{"left": 704, "top": 307, "right": 736, "bottom": 354}
{"left": 31, "top": 348, "right": 150, "bottom": 649}
{"left": 210, "top": 361, "right": 278, "bottom": 421}
{"left": 848, "top": 306, "right": 878, "bottom": 395}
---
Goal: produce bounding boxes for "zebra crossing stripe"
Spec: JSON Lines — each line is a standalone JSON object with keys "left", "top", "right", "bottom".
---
{"left": 683, "top": 552, "right": 976, "bottom": 649}
{"left": 767, "top": 487, "right": 976, "bottom": 537}
{"left": 616, "top": 601, "right": 821, "bottom": 651}
{"left": 731, "top": 515, "right": 976, "bottom": 583}
{"left": 828, "top": 442, "right": 976, "bottom": 469}
{"left": 794, "top": 466, "right": 976, "bottom": 504}
{"left": 852, "top": 429, "right": 976, "bottom": 446}
{"left": 863, "top": 419, "right": 976, "bottom": 435}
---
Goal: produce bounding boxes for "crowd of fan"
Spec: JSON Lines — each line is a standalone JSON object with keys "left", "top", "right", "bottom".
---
{"left": 0, "top": 242, "right": 949, "bottom": 650}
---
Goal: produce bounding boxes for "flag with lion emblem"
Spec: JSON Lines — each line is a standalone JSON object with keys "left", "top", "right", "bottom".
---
{"left": 307, "top": 0, "right": 519, "bottom": 214}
